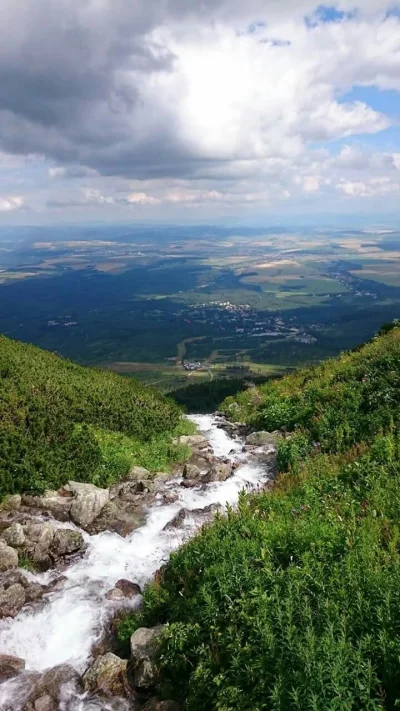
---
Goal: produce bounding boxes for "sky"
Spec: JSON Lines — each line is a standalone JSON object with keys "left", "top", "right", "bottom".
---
{"left": 0, "top": 0, "right": 400, "bottom": 226}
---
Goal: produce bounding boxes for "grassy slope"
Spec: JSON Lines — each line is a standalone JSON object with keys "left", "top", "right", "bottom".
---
{"left": 121, "top": 325, "right": 400, "bottom": 710}
{"left": 0, "top": 335, "right": 193, "bottom": 497}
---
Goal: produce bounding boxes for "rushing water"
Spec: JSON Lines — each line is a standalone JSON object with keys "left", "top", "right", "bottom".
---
{"left": 0, "top": 415, "right": 271, "bottom": 710}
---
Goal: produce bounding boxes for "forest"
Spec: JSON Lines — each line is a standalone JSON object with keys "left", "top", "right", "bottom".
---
{"left": 119, "top": 323, "right": 400, "bottom": 710}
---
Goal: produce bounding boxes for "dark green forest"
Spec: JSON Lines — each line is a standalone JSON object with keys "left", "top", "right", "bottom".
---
{"left": 121, "top": 324, "right": 400, "bottom": 710}
{"left": 0, "top": 336, "right": 191, "bottom": 498}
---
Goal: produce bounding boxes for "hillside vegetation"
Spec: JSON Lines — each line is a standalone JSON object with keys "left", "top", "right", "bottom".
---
{"left": 0, "top": 335, "right": 192, "bottom": 498}
{"left": 124, "top": 324, "right": 400, "bottom": 710}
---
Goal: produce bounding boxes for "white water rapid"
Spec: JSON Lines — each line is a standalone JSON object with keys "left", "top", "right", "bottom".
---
{"left": 0, "top": 415, "right": 271, "bottom": 710}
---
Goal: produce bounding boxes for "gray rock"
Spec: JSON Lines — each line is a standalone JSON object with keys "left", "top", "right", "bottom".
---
{"left": 105, "top": 587, "right": 125, "bottom": 601}
{"left": 126, "top": 466, "right": 151, "bottom": 480}
{"left": 130, "top": 626, "right": 165, "bottom": 690}
{"left": 69, "top": 482, "right": 109, "bottom": 529}
{"left": 115, "top": 579, "right": 141, "bottom": 598}
{"left": 2, "top": 523, "right": 25, "bottom": 547}
{"left": 245, "top": 431, "right": 281, "bottom": 447}
{"left": 162, "top": 491, "right": 179, "bottom": 505}
{"left": 0, "top": 541, "right": 19, "bottom": 571}
{"left": 202, "top": 462, "right": 233, "bottom": 483}
{"left": 88, "top": 499, "right": 146, "bottom": 537}
{"left": 164, "top": 509, "right": 188, "bottom": 530}
{"left": 0, "top": 583, "right": 26, "bottom": 618}
{"left": 0, "top": 653, "right": 25, "bottom": 682}
{"left": 34, "top": 695, "right": 56, "bottom": 711}
{"left": 36, "top": 664, "right": 81, "bottom": 701}
{"left": 182, "top": 464, "right": 201, "bottom": 480}
{"left": 25, "top": 582, "right": 46, "bottom": 603}
{"left": 21, "top": 495, "right": 72, "bottom": 522}
{"left": 83, "top": 653, "right": 128, "bottom": 697}
{"left": 25, "top": 523, "right": 55, "bottom": 570}
{"left": 50, "top": 529, "right": 84, "bottom": 558}
{"left": 177, "top": 435, "right": 209, "bottom": 449}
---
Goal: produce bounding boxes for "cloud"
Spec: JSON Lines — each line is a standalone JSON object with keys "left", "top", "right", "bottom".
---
{"left": 0, "top": 196, "right": 23, "bottom": 212}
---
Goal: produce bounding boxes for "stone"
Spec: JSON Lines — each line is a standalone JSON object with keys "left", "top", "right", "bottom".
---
{"left": 130, "top": 626, "right": 165, "bottom": 690}
{"left": 182, "top": 464, "right": 201, "bottom": 480}
{"left": 83, "top": 653, "right": 128, "bottom": 697}
{"left": 37, "top": 664, "right": 81, "bottom": 701}
{"left": 46, "top": 576, "right": 67, "bottom": 593}
{"left": 2, "top": 523, "right": 25, "bottom": 547}
{"left": 162, "top": 491, "right": 179, "bottom": 505}
{"left": 50, "top": 529, "right": 84, "bottom": 558}
{"left": 115, "top": 579, "right": 141, "bottom": 598}
{"left": 0, "top": 654, "right": 25, "bottom": 682}
{"left": 25, "top": 582, "right": 46, "bottom": 603}
{"left": 202, "top": 462, "right": 232, "bottom": 483}
{"left": 105, "top": 587, "right": 125, "bottom": 601}
{"left": 88, "top": 499, "right": 146, "bottom": 537}
{"left": 0, "top": 541, "right": 19, "bottom": 571}
{"left": 245, "top": 431, "right": 281, "bottom": 447}
{"left": 69, "top": 482, "right": 109, "bottom": 529}
{"left": 126, "top": 466, "right": 151, "bottom": 480}
{"left": 0, "top": 583, "right": 26, "bottom": 618}
{"left": 178, "top": 435, "right": 209, "bottom": 449}
{"left": 25, "top": 523, "right": 55, "bottom": 570}
{"left": 33, "top": 694, "right": 56, "bottom": 711}
{"left": 0, "top": 495, "right": 22, "bottom": 512}
{"left": 164, "top": 509, "right": 187, "bottom": 530}
{"left": 21, "top": 495, "right": 72, "bottom": 522}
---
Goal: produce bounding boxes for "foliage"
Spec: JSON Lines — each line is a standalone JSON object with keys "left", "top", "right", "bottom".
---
{"left": 135, "top": 325, "right": 400, "bottom": 710}
{"left": 0, "top": 335, "right": 186, "bottom": 497}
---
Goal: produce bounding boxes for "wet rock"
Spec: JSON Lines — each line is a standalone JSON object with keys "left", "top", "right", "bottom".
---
{"left": 36, "top": 664, "right": 82, "bottom": 701}
{"left": 69, "top": 481, "right": 109, "bottom": 529}
{"left": 0, "top": 653, "right": 25, "bottom": 682}
{"left": 83, "top": 652, "right": 128, "bottom": 698}
{"left": 25, "top": 582, "right": 46, "bottom": 603}
{"left": 24, "top": 523, "right": 55, "bottom": 570}
{"left": 162, "top": 491, "right": 179, "bottom": 505}
{"left": 0, "top": 540, "right": 19, "bottom": 571}
{"left": 2, "top": 523, "right": 25, "bottom": 547}
{"left": 45, "top": 576, "right": 68, "bottom": 593}
{"left": 106, "top": 587, "right": 125, "bottom": 601}
{"left": 143, "top": 701, "right": 180, "bottom": 711}
{"left": 89, "top": 499, "right": 146, "bottom": 537}
{"left": 30, "top": 694, "right": 56, "bottom": 711}
{"left": 164, "top": 509, "right": 187, "bottom": 530}
{"left": 49, "top": 529, "right": 84, "bottom": 559}
{"left": 0, "top": 494, "right": 22, "bottom": 512}
{"left": 191, "top": 503, "right": 222, "bottom": 517}
{"left": 202, "top": 462, "right": 233, "bottom": 483}
{"left": 115, "top": 579, "right": 141, "bottom": 598}
{"left": 245, "top": 431, "right": 281, "bottom": 447}
{"left": 0, "top": 582, "right": 26, "bottom": 618}
{"left": 182, "top": 464, "right": 201, "bottom": 480}
{"left": 130, "top": 626, "right": 165, "bottom": 690}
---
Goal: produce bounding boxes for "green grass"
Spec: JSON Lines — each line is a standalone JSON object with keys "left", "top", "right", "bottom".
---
{"left": 121, "top": 323, "right": 400, "bottom": 710}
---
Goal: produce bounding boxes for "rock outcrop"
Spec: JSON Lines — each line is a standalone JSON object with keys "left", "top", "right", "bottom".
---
{"left": 83, "top": 652, "right": 128, "bottom": 697}
{"left": 68, "top": 481, "right": 109, "bottom": 529}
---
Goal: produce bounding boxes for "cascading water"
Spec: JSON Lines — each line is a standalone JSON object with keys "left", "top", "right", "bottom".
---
{"left": 0, "top": 415, "right": 271, "bottom": 710}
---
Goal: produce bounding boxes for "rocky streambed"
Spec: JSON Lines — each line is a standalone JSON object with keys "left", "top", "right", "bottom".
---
{"left": 0, "top": 415, "right": 280, "bottom": 710}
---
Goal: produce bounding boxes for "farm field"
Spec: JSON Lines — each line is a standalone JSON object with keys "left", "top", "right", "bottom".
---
{"left": 0, "top": 224, "right": 399, "bottom": 390}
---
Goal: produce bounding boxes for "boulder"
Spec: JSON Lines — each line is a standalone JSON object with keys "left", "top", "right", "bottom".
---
{"left": 88, "top": 499, "right": 146, "bottom": 537}
{"left": 177, "top": 435, "right": 209, "bottom": 450}
{"left": 36, "top": 664, "right": 82, "bottom": 701}
{"left": 245, "top": 431, "right": 281, "bottom": 447}
{"left": 115, "top": 579, "right": 141, "bottom": 598}
{"left": 83, "top": 653, "right": 128, "bottom": 698}
{"left": 0, "top": 653, "right": 25, "bottom": 682}
{"left": 69, "top": 482, "right": 109, "bottom": 529}
{"left": 126, "top": 466, "right": 151, "bottom": 481}
{"left": 105, "top": 587, "right": 125, "bottom": 601}
{"left": 202, "top": 462, "right": 233, "bottom": 483}
{"left": 164, "top": 509, "right": 188, "bottom": 530}
{"left": 182, "top": 464, "right": 201, "bottom": 480}
{"left": 21, "top": 495, "right": 72, "bottom": 522}
{"left": 130, "top": 626, "right": 165, "bottom": 690}
{"left": 162, "top": 491, "right": 179, "bottom": 505}
{"left": 24, "top": 523, "right": 55, "bottom": 570}
{"left": 0, "top": 540, "right": 19, "bottom": 571}
{"left": 32, "top": 695, "right": 56, "bottom": 711}
{"left": 2, "top": 523, "right": 25, "bottom": 547}
{"left": 25, "top": 582, "right": 46, "bottom": 603}
{"left": 49, "top": 529, "right": 84, "bottom": 558}
{"left": 0, "top": 582, "right": 26, "bottom": 618}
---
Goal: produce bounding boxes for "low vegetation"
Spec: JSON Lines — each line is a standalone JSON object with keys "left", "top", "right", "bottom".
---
{"left": 120, "top": 323, "right": 400, "bottom": 710}
{"left": 0, "top": 335, "right": 193, "bottom": 497}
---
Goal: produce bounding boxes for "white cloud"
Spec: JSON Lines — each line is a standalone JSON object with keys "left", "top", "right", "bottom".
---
{"left": 0, "top": 195, "right": 23, "bottom": 212}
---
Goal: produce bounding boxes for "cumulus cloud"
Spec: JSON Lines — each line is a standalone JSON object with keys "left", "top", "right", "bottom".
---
{"left": 0, "top": 196, "right": 23, "bottom": 212}
{"left": 0, "top": 0, "right": 399, "bottom": 217}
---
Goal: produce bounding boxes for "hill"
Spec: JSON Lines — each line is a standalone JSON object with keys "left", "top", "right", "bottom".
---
{"left": 123, "top": 324, "right": 400, "bottom": 710}
{"left": 0, "top": 336, "right": 192, "bottom": 499}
